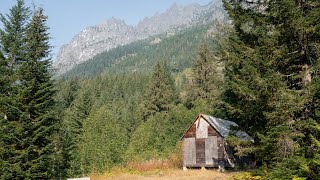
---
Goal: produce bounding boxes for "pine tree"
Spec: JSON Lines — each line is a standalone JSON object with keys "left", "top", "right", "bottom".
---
{"left": 16, "top": 7, "right": 57, "bottom": 179}
{"left": 221, "top": 29, "right": 283, "bottom": 136}
{"left": 53, "top": 78, "right": 81, "bottom": 178}
{"left": 307, "top": 75, "right": 320, "bottom": 178}
{"left": 0, "top": 51, "right": 11, "bottom": 118}
{"left": 0, "top": 0, "right": 30, "bottom": 66}
{"left": 140, "top": 61, "right": 176, "bottom": 120}
{"left": 187, "top": 42, "right": 223, "bottom": 109}
{"left": 0, "top": 51, "right": 15, "bottom": 178}
{"left": 0, "top": 50, "right": 11, "bottom": 97}
{"left": 264, "top": 1, "right": 319, "bottom": 178}
{"left": 222, "top": 0, "right": 320, "bottom": 178}
{"left": 0, "top": 0, "right": 30, "bottom": 178}
{"left": 266, "top": 0, "right": 320, "bottom": 89}
{"left": 63, "top": 86, "right": 95, "bottom": 177}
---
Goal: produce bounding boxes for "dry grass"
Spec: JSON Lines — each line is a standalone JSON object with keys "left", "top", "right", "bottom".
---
{"left": 91, "top": 168, "right": 240, "bottom": 180}
{"left": 126, "top": 159, "right": 176, "bottom": 172}
{"left": 90, "top": 153, "right": 241, "bottom": 180}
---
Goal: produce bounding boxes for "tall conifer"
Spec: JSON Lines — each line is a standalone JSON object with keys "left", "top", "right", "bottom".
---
{"left": 0, "top": 0, "right": 30, "bottom": 178}
{"left": 17, "top": 7, "right": 57, "bottom": 178}
{"left": 223, "top": 0, "right": 320, "bottom": 178}
{"left": 187, "top": 42, "right": 223, "bottom": 109}
{"left": 141, "top": 61, "right": 176, "bottom": 120}
{"left": 1, "top": 1, "right": 58, "bottom": 178}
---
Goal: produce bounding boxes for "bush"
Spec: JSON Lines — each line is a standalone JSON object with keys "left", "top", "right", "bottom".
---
{"left": 230, "top": 172, "right": 263, "bottom": 180}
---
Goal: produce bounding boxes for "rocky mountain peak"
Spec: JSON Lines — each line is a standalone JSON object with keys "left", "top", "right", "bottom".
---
{"left": 98, "top": 17, "right": 126, "bottom": 27}
{"left": 53, "top": 0, "right": 226, "bottom": 75}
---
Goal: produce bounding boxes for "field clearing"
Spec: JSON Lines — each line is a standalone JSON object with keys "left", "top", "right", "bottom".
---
{"left": 91, "top": 169, "right": 241, "bottom": 180}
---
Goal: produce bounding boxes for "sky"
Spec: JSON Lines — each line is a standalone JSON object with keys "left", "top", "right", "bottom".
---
{"left": 0, "top": 0, "right": 213, "bottom": 58}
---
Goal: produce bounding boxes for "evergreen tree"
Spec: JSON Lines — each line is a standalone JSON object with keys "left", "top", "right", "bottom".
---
{"left": 0, "top": 51, "right": 10, "bottom": 119}
{"left": 0, "top": 0, "right": 30, "bottom": 178}
{"left": 0, "top": 51, "right": 8, "bottom": 109}
{"left": 306, "top": 74, "right": 320, "bottom": 178}
{"left": 63, "top": 86, "right": 95, "bottom": 177}
{"left": 15, "top": 7, "right": 57, "bottom": 179}
{"left": 261, "top": 2, "right": 319, "bottom": 178}
{"left": 222, "top": 0, "right": 320, "bottom": 178}
{"left": 0, "top": 51, "right": 16, "bottom": 178}
{"left": 187, "top": 42, "right": 223, "bottom": 109}
{"left": 140, "top": 61, "right": 176, "bottom": 120}
{"left": 0, "top": 0, "right": 30, "bottom": 66}
{"left": 55, "top": 78, "right": 80, "bottom": 109}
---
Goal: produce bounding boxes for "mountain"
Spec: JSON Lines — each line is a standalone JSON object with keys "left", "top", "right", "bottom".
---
{"left": 53, "top": 0, "right": 226, "bottom": 75}
{"left": 63, "top": 24, "right": 217, "bottom": 78}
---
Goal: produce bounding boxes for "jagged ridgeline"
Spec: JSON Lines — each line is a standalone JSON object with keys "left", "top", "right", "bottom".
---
{"left": 53, "top": 0, "right": 228, "bottom": 78}
{"left": 62, "top": 23, "right": 220, "bottom": 78}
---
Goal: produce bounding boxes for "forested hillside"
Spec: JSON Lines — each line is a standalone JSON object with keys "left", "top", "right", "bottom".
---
{"left": 50, "top": 8, "right": 227, "bottom": 177}
{"left": 62, "top": 23, "right": 220, "bottom": 78}
{"left": 1, "top": 0, "right": 320, "bottom": 180}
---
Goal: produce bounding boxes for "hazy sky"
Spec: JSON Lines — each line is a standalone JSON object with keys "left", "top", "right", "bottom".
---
{"left": 0, "top": 0, "right": 213, "bottom": 58}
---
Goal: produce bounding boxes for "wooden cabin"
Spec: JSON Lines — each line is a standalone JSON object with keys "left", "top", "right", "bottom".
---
{"left": 181, "top": 114, "right": 253, "bottom": 170}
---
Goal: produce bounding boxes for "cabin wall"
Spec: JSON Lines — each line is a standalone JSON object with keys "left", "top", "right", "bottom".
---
{"left": 195, "top": 138, "right": 205, "bottom": 164}
{"left": 183, "top": 117, "right": 226, "bottom": 168}
{"left": 183, "top": 137, "right": 196, "bottom": 165}
{"left": 205, "top": 136, "right": 217, "bottom": 165}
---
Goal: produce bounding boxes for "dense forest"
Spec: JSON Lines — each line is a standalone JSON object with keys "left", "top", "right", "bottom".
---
{"left": 0, "top": 0, "right": 320, "bottom": 179}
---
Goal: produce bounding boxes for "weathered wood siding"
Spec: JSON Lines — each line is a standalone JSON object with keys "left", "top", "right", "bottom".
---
{"left": 183, "top": 137, "right": 196, "bottom": 166}
{"left": 196, "top": 138, "right": 206, "bottom": 164}
{"left": 217, "top": 137, "right": 224, "bottom": 160}
{"left": 183, "top": 117, "right": 226, "bottom": 167}
{"left": 208, "top": 125, "right": 220, "bottom": 136}
{"left": 205, "top": 136, "right": 218, "bottom": 165}
{"left": 184, "top": 124, "right": 196, "bottom": 138}
{"left": 196, "top": 118, "right": 208, "bottom": 139}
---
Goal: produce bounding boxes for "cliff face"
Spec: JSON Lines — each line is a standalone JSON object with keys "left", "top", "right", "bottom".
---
{"left": 53, "top": 1, "right": 226, "bottom": 74}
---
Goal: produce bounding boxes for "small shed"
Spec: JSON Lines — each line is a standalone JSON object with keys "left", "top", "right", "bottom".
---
{"left": 181, "top": 114, "right": 253, "bottom": 170}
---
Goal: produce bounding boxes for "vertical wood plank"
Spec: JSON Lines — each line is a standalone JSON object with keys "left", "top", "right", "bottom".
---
{"left": 213, "top": 136, "right": 218, "bottom": 161}
{"left": 205, "top": 136, "right": 213, "bottom": 165}
{"left": 196, "top": 139, "right": 206, "bottom": 164}
{"left": 205, "top": 136, "right": 218, "bottom": 165}
{"left": 217, "top": 137, "right": 224, "bottom": 160}
{"left": 196, "top": 118, "right": 208, "bottom": 139}
{"left": 183, "top": 138, "right": 196, "bottom": 166}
